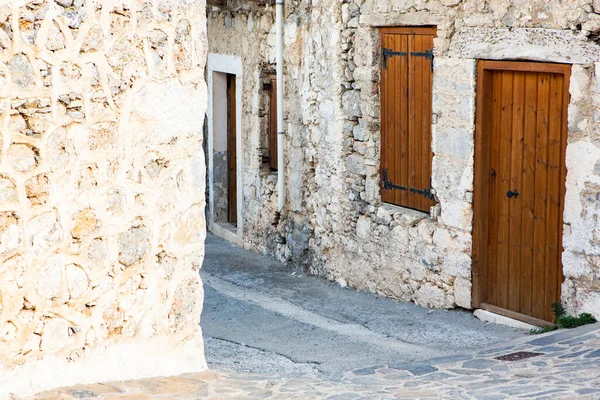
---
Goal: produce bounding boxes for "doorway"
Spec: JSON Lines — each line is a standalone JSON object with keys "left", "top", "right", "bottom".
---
{"left": 473, "top": 60, "right": 570, "bottom": 325}
{"left": 207, "top": 54, "right": 243, "bottom": 245}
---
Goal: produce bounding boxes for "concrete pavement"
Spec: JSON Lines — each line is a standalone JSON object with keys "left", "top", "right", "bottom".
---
{"left": 201, "top": 234, "right": 523, "bottom": 377}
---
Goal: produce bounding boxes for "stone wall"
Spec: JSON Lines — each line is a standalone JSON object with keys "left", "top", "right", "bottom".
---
{"left": 207, "top": 1, "right": 600, "bottom": 318}
{"left": 0, "top": 0, "right": 207, "bottom": 397}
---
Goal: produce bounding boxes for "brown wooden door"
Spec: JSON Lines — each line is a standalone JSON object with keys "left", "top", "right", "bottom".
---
{"left": 268, "top": 75, "right": 278, "bottom": 170}
{"left": 473, "top": 61, "right": 570, "bottom": 324}
{"left": 227, "top": 74, "right": 237, "bottom": 225}
{"left": 380, "top": 27, "right": 436, "bottom": 213}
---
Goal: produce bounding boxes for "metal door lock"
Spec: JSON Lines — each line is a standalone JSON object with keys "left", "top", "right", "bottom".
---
{"left": 507, "top": 189, "right": 519, "bottom": 199}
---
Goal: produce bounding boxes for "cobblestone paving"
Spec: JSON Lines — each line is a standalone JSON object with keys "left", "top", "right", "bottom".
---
{"left": 27, "top": 324, "right": 600, "bottom": 399}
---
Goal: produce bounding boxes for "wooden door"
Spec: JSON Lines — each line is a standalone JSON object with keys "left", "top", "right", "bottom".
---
{"left": 268, "top": 74, "right": 278, "bottom": 170}
{"left": 380, "top": 27, "right": 436, "bottom": 213}
{"left": 227, "top": 74, "right": 237, "bottom": 225}
{"left": 473, "top": 61, "right": 570, "bottom": 325}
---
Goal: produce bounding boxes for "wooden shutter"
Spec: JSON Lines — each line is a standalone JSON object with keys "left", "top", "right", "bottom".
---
{"left": 268, "top": 75, "right": 278, "bottom": 171}
{"left": 380, "top": 27, "right": 436, "bottom": 212}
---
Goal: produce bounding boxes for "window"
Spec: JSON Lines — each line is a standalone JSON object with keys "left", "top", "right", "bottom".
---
{"left": 379, "top": 27, "right": 436, "bottom": 212}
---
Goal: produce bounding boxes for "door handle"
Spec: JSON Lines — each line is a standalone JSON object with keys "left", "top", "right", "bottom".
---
{"left": 507, "top": 189, "right": 519, "bottom": 199}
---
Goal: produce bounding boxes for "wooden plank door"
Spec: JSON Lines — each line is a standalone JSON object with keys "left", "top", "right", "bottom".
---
{"left": 380, "top": 27, "right": 436, "bottom": 213}
{"left": 473, "top": 61, "right": 570, "bottom": 324}
{"left": 268, "top": 74, "right": 278, "bottom": 170}
{"left": 227, "top": 74, "right": 237, "bottom": 225}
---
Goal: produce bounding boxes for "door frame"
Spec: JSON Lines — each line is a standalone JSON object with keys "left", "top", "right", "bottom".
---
{"left": 472, "top": 60, "right": 570, "bottom": 326}
{"left": 207, "top": 53, "right": 244, "bottom": 246}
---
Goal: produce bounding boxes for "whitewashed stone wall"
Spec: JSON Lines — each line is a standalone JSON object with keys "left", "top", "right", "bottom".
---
{"left": 0, "top": 0, "right": 208, "bottom": 397}
{"left": 208, "top": 1, "right": 600, "bottom": 318}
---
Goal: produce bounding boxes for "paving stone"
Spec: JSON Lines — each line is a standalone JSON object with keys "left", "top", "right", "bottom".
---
{"left": 463, "top": 359, "right": 498, "bottom": 369}
{"left": 477, "top": 346, "right": 514, "bottom": 355}
{"left": 558, "top": 334, "right": 598, "bottom": 345}
{"left": 427, "top": 354, "right": 473, "bottom": 365}
{"left": 25, "top": 326, "right": 600, "bottom": 400}
{"left": 537, "top": 346, "right": 566, "bottom": 353}
{"left": 577, "top": 388, "right": 600, "bottom": 395}
{"left": 406, "top": 365, "right": 438, "bottom": 376}
{"left": 415, "top": 372, "right": 452, "bottom": 381}
{"left": 584, "top": 349, "right": 600, "bottom": 358}
{"left": 352, "top": 367, "right": 376, "bottom": 376}
{"left": 558, "top": 350, "right": 590, "bottom": 359}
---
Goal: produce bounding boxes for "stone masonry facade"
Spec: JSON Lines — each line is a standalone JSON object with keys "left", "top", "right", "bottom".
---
{"left": 207, "top": 1, "right": 600, "bottom": 318}
{"left": 0, "top": 0, "right": 208, "bottom": 397}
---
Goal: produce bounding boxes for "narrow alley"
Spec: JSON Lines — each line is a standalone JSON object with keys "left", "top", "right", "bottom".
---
{"left": 201, "top": 234, "right": 523, "bottom": 377}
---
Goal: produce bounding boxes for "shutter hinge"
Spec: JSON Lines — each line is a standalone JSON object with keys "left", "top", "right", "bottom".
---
{"left": 411, "top": 49, "right": 434, "bottom": 72}
{"left": 382, "top": 48, "right": 407, "bottom": 69}
{"left": 409, "top": 187, "right": 435, "bottom": 200}
{"left": 409, "top": 178, "right": 435, "bottom": 200}
{"left": 382, "top": 168, "right": 407, "bottom": 191}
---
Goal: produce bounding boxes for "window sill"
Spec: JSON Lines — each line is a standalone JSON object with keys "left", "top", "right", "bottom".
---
{"left": 379, "top": 203, "right": 433, "bottom": 222}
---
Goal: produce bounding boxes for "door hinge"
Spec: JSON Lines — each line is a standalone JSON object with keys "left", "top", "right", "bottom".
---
{"left": 382, "top": 48, "right": 407, "bottom": 69}
{"left": 382, "top": 168, "right": 407, "bottom": 191}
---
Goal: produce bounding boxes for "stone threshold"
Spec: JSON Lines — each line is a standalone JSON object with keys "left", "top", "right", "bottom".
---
{"left": 474, "top": 309, "right": 538, "bottom": 331}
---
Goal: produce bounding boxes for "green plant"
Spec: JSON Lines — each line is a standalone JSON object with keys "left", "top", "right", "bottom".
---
{"left": 551, "top": 301, "right": 565, "bottom": 318}
{"left": 529, "top": 303, "right": 597, "bottom": 335}
{"left": 557, "top": 313, "right": 596, "bottom": 329}
{"left": 529, "top": 325, "right": 557, "bottom": 335}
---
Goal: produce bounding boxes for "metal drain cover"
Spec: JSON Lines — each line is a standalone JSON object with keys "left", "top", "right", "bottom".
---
{"left": 494, "top": 351, "right": 543, "bottom": 361}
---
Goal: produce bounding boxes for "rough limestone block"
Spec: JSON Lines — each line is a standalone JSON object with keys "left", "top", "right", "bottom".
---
{"left": 432, "top": 157, "right": 474, "bottom": 202}
{"left": 449, "top": 28, "right": 600, "bottom": 64}
{"left": 432, "top": 125, "right": 474, "bottom": 161}
{"left": 433, "top": 57, "right": 476, "bottom": 93}
{"left": 578, "top": 291, "right": 600, "bottom": 320}
{"left": 453, "top": 277, "right": 472, "bottom": 309}
{"left": 356, "top": 215, "right": 372, "bottom": 239}
{"left": 439, "top": 199, "right": 473, "bottom": 231}
{"left": 562, "top": 251, "right": 592, "bottom": 279}
{"left": 414, "top": 283, "right": 451, "bottom": 309}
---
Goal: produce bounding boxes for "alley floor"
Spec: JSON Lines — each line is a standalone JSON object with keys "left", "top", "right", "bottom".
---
{"left": 201, "top": 234, "right": 522, "bottom": 377}
{"left": 25, "top": 235, "right": 600, "bottom": 399}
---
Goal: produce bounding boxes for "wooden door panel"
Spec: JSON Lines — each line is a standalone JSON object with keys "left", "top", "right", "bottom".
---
{"left": 519, "top": 72, "right": 539, "bottom": 317}
{"left": 474, "top": 61, "right": 569, "bottom": 324}
{"left": 268, "top": 75, "right": 278, "bottom": 170}
{"left": 532, "top": 73, "right": 550, "bottom": 320}
{"left": 495, "top": 71, "right": 513, "bottom": 311}
{"left": 508, "top": 71, "right": 525, "bottom": 314}
{"left": 227, "top": 74, "right": 237, "bottom": 225}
